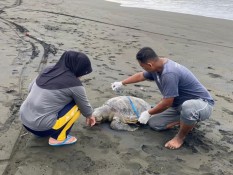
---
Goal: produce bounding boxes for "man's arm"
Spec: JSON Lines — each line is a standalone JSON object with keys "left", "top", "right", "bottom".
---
{"left": 148, "top": 73, "right": 178, "bottom": 115}
{"left": 112, "top": 72, "right": 146, "bottom": 91}
{"left": 122, "top": 72, "right": 146, "bottom": 85}
{"left": 148, "top": 97, "right": 174, "bottom": 115}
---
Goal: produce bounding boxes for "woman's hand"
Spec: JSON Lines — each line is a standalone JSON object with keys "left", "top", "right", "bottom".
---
{"left": 86, "top": 115, "right": 96, "bottom": 127}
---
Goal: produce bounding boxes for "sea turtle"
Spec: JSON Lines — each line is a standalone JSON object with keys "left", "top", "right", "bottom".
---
{"left": 93, "top": 96, "right": 151, "bottom": 131}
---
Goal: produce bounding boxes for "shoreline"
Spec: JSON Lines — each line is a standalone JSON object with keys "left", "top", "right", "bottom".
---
{"left": 105, "top": 0, "right": 233, "bottom": 21}
{"left": 0, "top": 0, "right": 233, "bottom": 174}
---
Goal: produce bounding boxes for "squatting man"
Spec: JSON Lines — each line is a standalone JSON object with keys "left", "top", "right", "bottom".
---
{"left": 112, "top": 47, "right": 214, "bottom": 149}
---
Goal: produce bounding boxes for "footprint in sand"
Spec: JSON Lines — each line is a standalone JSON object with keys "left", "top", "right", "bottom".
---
{"left": 207, "top": 66, "right": 214, "bottom": 70}
{"left": 5, "top": 89, "right": 17, "bottom": 94}
{"left": 82, "top": 78, "right": 93, "bottom": 84}
{"left": 12, "top": 70, "right": 19, "bottom": 75}
{"left": 109, "top": 55, "right": 116, "bottom": 59}
{"left": 92, "top": 88, "right": 104, "bottom": 93}
{"left": 98, "top": 71, "right": 106, "bottom": 75}
{"left": 184, "top": 132, "right": 212, "bottom": 153}
{"left": 126, "top": 162, "right": 145, "bottom": 175}
{"left": 141, "top": 144, "right": 163, "bottom": 154}
{"left": 216, "top": 94, "right": 233, "bottom": 103}
{"left": 208, "top": 73, "right": 222, "bottom": 78}
{"left": 105, "top": 76, "right": 118, "bottom": 80}
{"left": 222, "top": 107, "right": 233, "bottom": 115}
{"left": 110, "top": 62, "right": 115, "bottom": 65}
{"left": 219, "top": 129, "right": 233, "bottom": 144}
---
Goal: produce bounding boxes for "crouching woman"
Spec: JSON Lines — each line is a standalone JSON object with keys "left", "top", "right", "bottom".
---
{"left": 19, "top": 51, "right": 96, "bottom": 146}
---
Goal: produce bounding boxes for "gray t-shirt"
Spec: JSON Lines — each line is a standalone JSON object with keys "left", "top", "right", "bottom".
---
{"left": 143, "top": 59, "right": 214, "bottom": 107}
{"left": 20, "top": 82, "right": 93, "bottom": 131}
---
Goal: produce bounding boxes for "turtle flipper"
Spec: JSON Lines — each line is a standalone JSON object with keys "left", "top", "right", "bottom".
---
{"left": 110, "top": 118, "right": 138, "bottom": 131}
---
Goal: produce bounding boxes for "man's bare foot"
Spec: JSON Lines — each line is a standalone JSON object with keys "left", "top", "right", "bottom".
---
{"left": 165, "top": 135, "right": 184, "bottom": 149}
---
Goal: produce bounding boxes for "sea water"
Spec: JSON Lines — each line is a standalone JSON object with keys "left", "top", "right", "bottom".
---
{"left": 106, "top": 0, "right": 233, "bottom": 20}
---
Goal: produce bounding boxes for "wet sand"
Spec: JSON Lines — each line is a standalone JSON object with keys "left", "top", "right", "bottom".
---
{"left": 0, "top": 0, "right": 233, "bottom": 174}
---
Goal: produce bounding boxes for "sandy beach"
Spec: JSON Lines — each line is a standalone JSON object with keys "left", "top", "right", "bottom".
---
{"left": 0, "top": 0, "right": 233, "bottom": 174}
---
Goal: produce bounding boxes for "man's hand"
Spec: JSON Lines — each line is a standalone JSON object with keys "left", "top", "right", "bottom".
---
{"left": 138, "top": 111, "right": 151, "bottom": 124}
{"left": 111, "top": 82, "right": 123, "bottom": 92}
{"left": 86, "top": 116, "right": 96, "bottom": 127}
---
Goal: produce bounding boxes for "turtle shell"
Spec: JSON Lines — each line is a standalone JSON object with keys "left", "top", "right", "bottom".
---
{"left": 105, "top": 96, "right": 151, "bottom": 123}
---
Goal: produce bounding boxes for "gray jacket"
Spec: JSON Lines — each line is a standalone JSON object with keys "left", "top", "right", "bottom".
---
{"left": 20, "top": 82, "right": 93, "bottom": 131}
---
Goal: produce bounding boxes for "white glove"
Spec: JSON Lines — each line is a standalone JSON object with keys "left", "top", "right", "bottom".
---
{"left": 138, "top": 111, "right": 151, "bottom": 124}
{"left": 111, "top": 81, "right": 123, "bottom": 92}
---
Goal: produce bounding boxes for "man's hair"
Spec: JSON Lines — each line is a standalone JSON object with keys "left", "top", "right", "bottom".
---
{"left": 136, "top": 47, "right": 158, "bottom": 63}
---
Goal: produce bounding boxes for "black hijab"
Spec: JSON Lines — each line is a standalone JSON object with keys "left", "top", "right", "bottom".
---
{"left": 36, "top": 51, "right": 92, "bottom": 90}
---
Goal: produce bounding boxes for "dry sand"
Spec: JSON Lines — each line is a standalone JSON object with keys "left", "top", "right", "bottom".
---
{"left": 0, "top": 0, "right": 233, "bottom": 174}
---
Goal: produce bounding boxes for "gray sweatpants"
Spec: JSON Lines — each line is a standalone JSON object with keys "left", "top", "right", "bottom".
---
{"left": 148, "top": 99, "right": 213, "bottom": 131}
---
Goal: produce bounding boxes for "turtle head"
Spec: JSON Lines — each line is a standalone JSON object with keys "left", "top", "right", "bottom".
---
{"left": 93, "top": 105, "right": 111, "bottom": 123}
{"left": 93, "top": 107, "right": 103, "bottom": 123}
